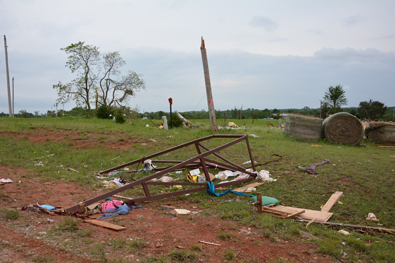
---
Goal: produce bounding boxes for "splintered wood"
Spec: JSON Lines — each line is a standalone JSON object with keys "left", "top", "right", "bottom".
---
{"left": 233, "top": 182, "right": 265, "bottom": 193}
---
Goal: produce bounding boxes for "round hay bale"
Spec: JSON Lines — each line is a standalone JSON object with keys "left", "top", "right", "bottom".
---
{"left": 284, "top": 114, "right": 323, "bottom": 142}
{"left": 365, "top": 122, "right": 395, "bottom": 145}
{"left": 322, "top": 112, "right": 363, "bottom": 145}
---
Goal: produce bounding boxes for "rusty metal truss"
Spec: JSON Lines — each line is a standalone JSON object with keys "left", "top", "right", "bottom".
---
{"left": 66, "top": 134, "right": 257, "bottom": 213}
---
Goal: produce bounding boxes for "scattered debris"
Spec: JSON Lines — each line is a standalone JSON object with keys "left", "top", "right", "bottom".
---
{"left": 338, "top": 230, "right": 350, "bottom": 235}
{"left": 0, "top": 178, "right": 13, "bottom": 184}
{"left": 256, "top": 170, "right": 277, "bottom": 182}
{"left": 66, "top": 134, "right": 258, "bottom": 213}
{"left": 228, "top": 122, "right": 239, "bottom": 128}
{"left": 249, "top": 134, "right": 259, "bottom": 138}
{"left": 233, "top": 182, "right": 264, "bottom": 193}
{"left": 298, "top": 220, "right": 395, "bottom": 235}
{"left": 366, "top": 213, "right": 379, "bottom": 222}
{"left": 174, "top": 209, "right": 191, "bottom": 215}
{"left": 300, "top": 230, "right": 318, "bottom": 240}
{"left": 298, "top": 159, "right": 330, "bottom": 174}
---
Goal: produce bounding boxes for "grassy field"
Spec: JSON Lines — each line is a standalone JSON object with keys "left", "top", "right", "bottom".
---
{"left": 0, "top": 117, "right": 394, "bottom": 262}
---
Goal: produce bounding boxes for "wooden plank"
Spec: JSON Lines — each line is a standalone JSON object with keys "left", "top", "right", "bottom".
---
{"left": 87, "top": 202, "right": 101, "bottom": 210}
{"left": 321, "top": 191, "right": 343, "bottom": 212}
{"left": 286, "top": 210, "right": 305, "bottom": 219}
{"left": 233, "top": 182, "right": 265, "bottom": 193}
{"left": 262, "top": 206, "right": 333, "bottom": 222}
{"left": 84, "top": 219, "right": 126, "bottom": 231}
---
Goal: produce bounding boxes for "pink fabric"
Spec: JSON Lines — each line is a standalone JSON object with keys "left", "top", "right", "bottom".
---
{"left": 101, "top": 200, "right": 122, "bottom": 212}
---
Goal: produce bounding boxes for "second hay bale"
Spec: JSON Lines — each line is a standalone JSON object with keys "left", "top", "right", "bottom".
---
{"left": 322, "top": 112, "right": 363, "bottom": 145}
{"left": 365, "top": 122, "right": 395, "bottom": 145}
{"left": 284, "top": 114, "right": 323, "bottom": 142}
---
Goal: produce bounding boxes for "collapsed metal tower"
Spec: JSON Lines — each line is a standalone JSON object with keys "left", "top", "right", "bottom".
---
{"left": 66, "top": 134, "right": 257, "bottom": 213}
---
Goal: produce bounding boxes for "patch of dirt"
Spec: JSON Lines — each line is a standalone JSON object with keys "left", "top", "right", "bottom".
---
{"left": 0, "top": 166, "right": 335, "bottom": 262}
{"left": 0, "top": 129, "right": 155, "bottom": 150}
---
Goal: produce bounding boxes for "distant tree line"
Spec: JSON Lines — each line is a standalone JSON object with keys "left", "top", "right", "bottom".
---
{"left": 2, "top": 104, "right": 393, "bottom": 121}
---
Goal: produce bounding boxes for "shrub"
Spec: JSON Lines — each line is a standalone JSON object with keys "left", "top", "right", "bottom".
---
{"left": 56, "top": 217, "right": 79, "bottom": 231}
{"left": 96, "top": 105, "right": 114, "bottom": 119}
{"left": 0, "top": 208, "right": 19, "bottom": 221}
{"left": 168, "top": 113, "right": 183, "bottom": 128}
{"left": 115, "top": 110, "right": 126, "bottom": 124}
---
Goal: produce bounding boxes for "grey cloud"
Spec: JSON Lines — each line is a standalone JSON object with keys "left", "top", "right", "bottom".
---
{"left": 342, "top": 14, "right": 364, "bottom": 26}
{"left": 373, "top": 34, "right": 395, "bottom": 40}
{"left": 267, "top": 38, "right": 288, "bottom": 42}
{"left": 313, "top": 47, "right": 394, "bottom": 62}
{"left": 2, "top": 47, "right": 394, "bottom": 114}
{"left": 249, "top": 16, "right": 278, "bottom": 31}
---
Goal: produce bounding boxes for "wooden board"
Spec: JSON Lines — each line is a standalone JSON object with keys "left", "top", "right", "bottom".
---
{"left": 263, "top": 206, "right": 333, "bottom": 222}
{"left": 321, "top": 191, "right": 343, "bottom": 212}
{"left": 233, "top": 182, "right": 265, "bottom": 193}
{"left": 84, "top": 219, "right": 126, "bottom": 231}
{"left": 87, "top": 202, "right": 101, "bottom": 210}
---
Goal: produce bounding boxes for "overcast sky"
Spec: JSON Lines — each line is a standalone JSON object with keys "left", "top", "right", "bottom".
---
{"left": 1, "top": 0, "right": 394, "bottom": 115}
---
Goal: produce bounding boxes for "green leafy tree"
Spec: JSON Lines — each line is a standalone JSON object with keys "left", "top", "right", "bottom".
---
{"left": 53, "top": 42, "right": 100, "bottom": 116}
{"left": 323, "top": 85, "right": 348, "bottom": 113}
{"left": 358, "top": 100, "right": 387, "bottom": 120}
{"left": 54, "top": 42, "right": 144, "bottom": 116}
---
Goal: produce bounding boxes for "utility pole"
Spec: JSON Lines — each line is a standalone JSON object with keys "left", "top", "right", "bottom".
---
{"left": 12, "top": 77, "right": 14, "bottom": 117}
{"left": 200, "top": 37, "right": 218, "bottom": 132}
{"left": 319, "top": 100, "right": 322, "bottom": 118}
{"left": 4, "top": 35, "right": 12, "bottom": 117}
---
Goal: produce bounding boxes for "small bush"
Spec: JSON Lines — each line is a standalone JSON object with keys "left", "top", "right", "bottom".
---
{"left": 224, "top": 249, "right": 236, "bottom": 260}
{"left": 128, "top": 238, "right": 147, "bottom": 249}
{"left": 115, "top": 110, "right": 126, "bottom": 124}
{"left": 56, "top": 217, "right": 79, "bottom": 232}
{"left": 168, "top": 113, "right": 183, "bottom": 128}
{"left": 218, "top": 231, "right": 233, "bottom": 241}
{"left": 0, "top": 208, "right": 19, "bottom": 221}
{"left": 111, "top": 238, "right": 126, "bottom": 251}
{"left": 169, "top": 249, "right": 197, "bottom": 261}
{"left": 191, "top": 244, "right": 202, "bottom": 251}
{"left": 96, "top": 105, "right": 114, "bottom": 119}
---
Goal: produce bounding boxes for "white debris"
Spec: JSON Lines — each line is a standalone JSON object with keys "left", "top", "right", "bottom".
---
{"left": 256, "top": 170, "right": 277, "bottom": 182}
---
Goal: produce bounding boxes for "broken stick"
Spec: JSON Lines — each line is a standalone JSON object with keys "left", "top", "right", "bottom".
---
{"left": 199, "top": 241, "right": 221, "bottom": 246}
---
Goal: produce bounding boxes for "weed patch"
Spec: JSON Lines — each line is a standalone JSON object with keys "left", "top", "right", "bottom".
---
{"left": 169, "top": 249, "right": 197, "bottom": 261}
{"left": 224, "top": 249, "right": 236, "bottom": 260}
{"left": 55, "top": 217, "right": 79, "bottom": 232}
{"left": 0, "top": 208, "right": 19, "bottom": 221}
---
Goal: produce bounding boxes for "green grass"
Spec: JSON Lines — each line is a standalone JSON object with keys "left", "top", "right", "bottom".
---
{"left": 169, "top": 249, "right": 197, "bottom": 261}
{"left": 224, "top": 249, "right": 236, "bottom": 260}
{"left": 0, "top": 117, "right": 394, "bottom": 262}
{"left": 55, "top": 217, "right": 79, "bottom": 232}
{"left": 128, "top": 238, "right": 147, "bottom": 249}
{"left": 0, "top": 208, "right": 19, "bottom": 221}
{"left": 32, "top": 255, "right": 55, "bottom": 263}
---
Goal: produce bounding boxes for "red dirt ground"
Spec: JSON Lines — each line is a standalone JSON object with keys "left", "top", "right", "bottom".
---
{"left": 0, "top": 166, "right": 337, "bottom": 263}
{"left": 0, "top": 130, "right": 338, "bottom": 262}
{"left": 0, "top": 129, "right": 152, "bottom": 150}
